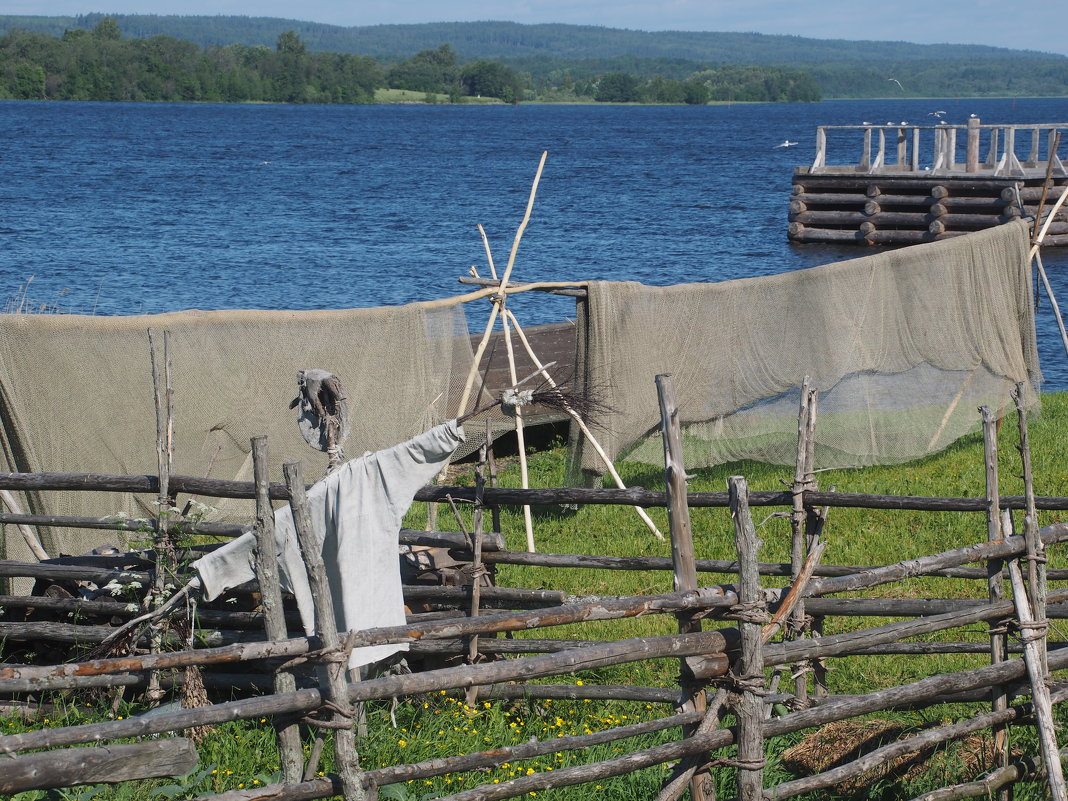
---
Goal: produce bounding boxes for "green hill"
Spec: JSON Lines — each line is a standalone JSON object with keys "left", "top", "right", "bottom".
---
{"left": 1, "top": 15, "right": 1066, "bottom": 98}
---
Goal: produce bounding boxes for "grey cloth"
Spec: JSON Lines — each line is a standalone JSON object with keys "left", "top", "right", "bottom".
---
{"left": 192, "top": 420, "right": 465, "bottom": 669}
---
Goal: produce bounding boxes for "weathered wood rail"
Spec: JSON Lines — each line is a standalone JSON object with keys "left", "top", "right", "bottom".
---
{"left": 790, "top": 118, "right": 1068, "bottom": 245}
{"left": 0, "top": 377, "right": 1065, "bottom": 800}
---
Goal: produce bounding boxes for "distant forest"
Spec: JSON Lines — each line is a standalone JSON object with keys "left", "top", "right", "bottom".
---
{"left": 0, "top": 18, "right": 820, "bottom": 104}
{"left": 1, "top": 14, "right": 1067, "bottom": 101}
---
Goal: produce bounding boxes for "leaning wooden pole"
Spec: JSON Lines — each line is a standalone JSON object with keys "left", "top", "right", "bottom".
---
{"left": 503, "top": 307, "right": 664, "bottom": 539}
{"left": 464, "top": 434, "right": 488, "bottom": 707}
{"left": 0, "top": 489, "right": 49, "bottom": 561}
{"left": 730, "top": 475, "right": 767, "bottom": 801}
{"left": 980, "top": 406, "right": 1010, "bottom": 800}
{"left": 788, "top": 380, "right": 815, "bottom": 703}
{"left": 500, "top": 309, "right": 536, "bottom": 552}
{"left": 655, "top": 373, "right": 712, "bottom": 801}
{"left": 284, "top": 460, "right": 368, "bottom": 801}
{"left": 1007, "top": 559, "right": 1067, "bottom": 801}
{"left": 455, "top": 151, "right": 547, "bottom": 418}
{"left": 251, "top": 437, "right": 303, "bottom": 785}
{"left": 146, "top": 327, "right": 175, "bottom": 704}
{"left": 1014, "top": 383, "right": 1048, "bottom": 674}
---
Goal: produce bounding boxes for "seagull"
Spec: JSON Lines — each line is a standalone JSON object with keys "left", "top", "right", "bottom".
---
{"left": 774, "top": 140, "right": 799, "bottom": 148}
{"left": 888, "top": 77, "right": 904, "bottom": 91}
{"left": 928, "top": 110, "right": 947, "bottom": 117}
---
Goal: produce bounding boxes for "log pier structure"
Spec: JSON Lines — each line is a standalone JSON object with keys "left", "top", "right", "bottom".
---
{"left": 789, "top": 118, "right": 1068, "bottom": 246}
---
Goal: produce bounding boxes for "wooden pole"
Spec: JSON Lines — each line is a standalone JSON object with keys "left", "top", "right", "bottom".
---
{"left": 655, "top": 373, "right": 712, "bottom": 801}
{"left": 1034, "top": 250, "right": 1068, "bottom": 360}
{"left": 0, "top": 489, "right": 49, "bottom": 561}
{"left": 146, "top": 327, "right": 175, "bottom": 704}
{"left": 499, "top": 309, "right": 536, "bottom": 552}
{"left": 803, "top": 390, "right": 829, "bottom": 698}
{"left": 1029, "top": 184, "right": 1068, "bottom": 258}
{"left": 12, "top": 469, "right": 1068, "bottom": 513}
{"left": 1007, "top": 559, "right": 1066, "bottom": 801}
{"left": 0, "top": 739, "right": 199, "bottom": 794}
{"left": 1013, "top": 384, "right": 1048, "bottom": 680}
{"left": 251, "top": 437, "right": 304, "bottom": 785}
{"left": 464, "top": 432, "right": 488, "bottom": 707}
{"left": 502, "top": 307, "right": 664, "bottom": 539}
{"left": 455, "top": 152, "right": 547, "bottom": 418}
{"left": 966, "top": 117, "right": 981, "bottom": 172}
{"left": 441, "top": 493, "right": 483, "bottom": 705}
{"left": 730, "top": 475, "right": 766, "bottom": 800}
{"left": 789, "top": 380, "right": 814, "bottom": 703}
{"left": 283, "top": 460, "right": 368, "bottom": 801}
{"left": 980, "top": 406, "right": 1010, "bottom": 801}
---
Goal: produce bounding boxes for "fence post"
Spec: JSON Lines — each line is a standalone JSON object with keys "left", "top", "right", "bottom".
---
{"left": 284, "top": 460, "right": 371, "bottom": 800}
{"left": 655, "top": 373, "right": 712, "bottom": 801}
{"left": 730, "top": 475, "right": 766, "bottom": 800}
{"left": 789, "top": 381, "right": 819, "bottom": 702}
{"left": 251, "top": 437, "right": 304, "bottom": 785}
{"left": 980, "top": 407, "right": 1010, "bottom": 801}
{"left": 146, "top": 328, "right": 175, "bottom": 706}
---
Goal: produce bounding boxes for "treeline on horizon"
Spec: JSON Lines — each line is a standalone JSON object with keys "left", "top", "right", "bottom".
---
{"left": 0, "top": 19, "right": 821, "bottom": 104}
{"left": 2, "top": 14, "right": 1067, "bottom": 99}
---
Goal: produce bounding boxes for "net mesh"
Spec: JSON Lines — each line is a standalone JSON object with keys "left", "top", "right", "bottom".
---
{"left": 0, "top": 302, "right": 478, "bottom": 562}
{"left": 568, "top": 220, "right": 1041, "bottom": 481}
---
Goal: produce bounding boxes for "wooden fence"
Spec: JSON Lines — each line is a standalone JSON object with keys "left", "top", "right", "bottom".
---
{"left": 809, "top": 118, "right": 1068, "bottom": 178}
{"left": 1, "top": 375, "right": 1067, "bottom": 800}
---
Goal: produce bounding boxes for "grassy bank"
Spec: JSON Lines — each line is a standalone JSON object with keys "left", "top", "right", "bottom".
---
{"left": 6, "top": 392, "right": 1068, "bottom": 800}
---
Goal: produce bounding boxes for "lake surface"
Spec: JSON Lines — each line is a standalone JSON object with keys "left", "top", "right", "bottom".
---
{"left": 2, "top": 97, "right": 1068, "bottom": 387}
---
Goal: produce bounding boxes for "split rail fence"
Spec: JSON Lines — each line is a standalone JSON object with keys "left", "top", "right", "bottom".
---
{"left": 1, "top": 375, "right": 1068, "bottom": 800}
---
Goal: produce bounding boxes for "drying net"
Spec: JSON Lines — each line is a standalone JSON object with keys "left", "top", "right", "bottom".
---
{"left": 567, "top": 220, "right": 1041, "bottom": 482}
{"left": 0, "top": 302, "right": 478, "bottom": 563}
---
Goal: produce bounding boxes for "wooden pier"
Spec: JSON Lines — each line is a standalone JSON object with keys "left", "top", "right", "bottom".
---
{"left": 789, "top": 118, "right": 1068, "bottom": 246}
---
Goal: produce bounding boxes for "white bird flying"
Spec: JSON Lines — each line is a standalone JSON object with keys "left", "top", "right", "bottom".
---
{"left": 774, "top": 140, "right": 799, "bottom": 148}
{"left": 888, "top": 78, "right": 904, "bottom": 91}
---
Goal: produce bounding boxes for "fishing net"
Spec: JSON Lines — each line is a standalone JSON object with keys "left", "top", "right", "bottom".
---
{"left": 567, "top": 220, "right": 1041, "bottom": 481}
{"left": 0, "top": 302, "right": 479, "bottom": 563}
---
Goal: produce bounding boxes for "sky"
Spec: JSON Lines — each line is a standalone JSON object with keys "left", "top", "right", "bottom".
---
{"left": 4, "top": 0, "right": 1068, "bottom": 57}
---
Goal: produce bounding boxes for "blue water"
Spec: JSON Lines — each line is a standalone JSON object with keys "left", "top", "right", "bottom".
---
{"left": 3, "top": 97, "right": 1068, "bottom": 386}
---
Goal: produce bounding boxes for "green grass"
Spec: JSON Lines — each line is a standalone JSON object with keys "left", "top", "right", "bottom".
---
{"left": 7, "top": 392, "right": 1068, "bottom": 800}
{"left": 372, "top": 88, "right": 507, "bottom": 104}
